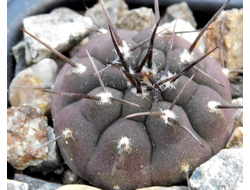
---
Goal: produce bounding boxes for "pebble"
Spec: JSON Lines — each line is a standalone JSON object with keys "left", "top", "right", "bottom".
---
{"left": 23, "top": 7, "right": 93, "bottom": 64}
{"left": 7, "top": 179, "right": 29, "bottom": 190}
{"left": 162, "top": 2, "right": 197, "bottom": 28}
{"left": 189, "top": 148, "right": 243, "bottom": 190}
{"left": 62, "top": 169, "right": 79, "bottom": 184}
{"left": 230, "top": 83, "right": 243, "bottom": 99}
{"left": 137, "top": 186, "right": 188, "bottom": 190}
{"left": 7, "top": 105, "right": 59, "bottom": 170}
{"left": 226, "top": 127, "right": 243, "bottom": 149}
{"left": 232, "top": 97, "right": 243, "bottom": 127}
{"left": 7, "top": 105, "right": 48, "bottom": 170}
{"left": 84, "top": 0, "right": 129, "bottom": 29}
{"left": 14, "top": 173, "right": 63, "bottom": 190}
{"left": 8, "top": 58, "right": 58, "bottom": 115}
{"left": 28, "top": 126, "right": 62, "bottom": 174}
{"left": 115, "top": 7, "right": 155, "bottom": 31}
{"left": 203, "top": 9, "right": 243, "bottom": 79}
{"left": 158, "top": 19, "right": 205, "bottom": 53}
{"left": 12, "top": 41, "right": 28, "bottom": 76}
{"left": 56, "top": 184, "right": 101, "bottom": 190}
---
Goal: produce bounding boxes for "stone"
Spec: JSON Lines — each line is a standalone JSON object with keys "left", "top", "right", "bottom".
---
{"left": 7, "top": 179, "right": 29, "bottom": 190}
{"left": 7, "top": 105, "right": 48, "bottom": 170}
{"left": 137, "top": 186, "right": 189, "bottom": 190}
{"left": 162, "top": 2, "right": 197, "bottom": 28}
{"left": 230, "top": 82, "right": 243, "bottom": 99}
{"left": 12, "top": 41, "right": 28, "bottom": 76}
{"left": 232, "top": 98, "right": 243, "bottom": 127}
{"left": 62, "top": 169, "right": 79, "bottom": 184}
{"left": 23, "top": 7, "right": 93, "bottom": 64}
{"left": 28, "top": 126, "right": 62, "bottom": 174}
{"left": 85, "top": 0, "right": 129, "bottom": 29}
{"left": 56, "top": 184, "right": 101, "bottom": 190}
{"left": 158, "top": 19, "right": 205, "bottom": 52}
{"left": 14, "top": 173, "right": 63, "bottom": 190}
{"left": 203, "top": 9, "right": 243, "bottom": 79}
{"left": 226, "top": 127, "right": 243, "bottom": 149}
{"left": 53, "top": 166, "right": 65, "bottom": 175}
{"left": 8, "top": 58, "right": 58, "bottom": 115}
{"left": 190, "top": 148, "right": 243, "bottom": 190}
{"left": 7, "top": 105, "right": 59, "bottom": 170}
{"left": 115, "top": 7, "right": 155, "bottom": 31}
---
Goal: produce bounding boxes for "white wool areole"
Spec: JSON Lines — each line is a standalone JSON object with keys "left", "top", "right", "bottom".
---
{"left": 71, "top": 63, "right": 87, "bottom": 74}
{"left": 207, "top": 101, "right": 222, "bottom": 114}
{"left": 117, "top": 136, "right": 131, "bottom": 153}
{"left": 96, "top": 91, "right": 113, "bottom": 104}
{"left": 119, "top": 40, "right": 131, "bottom": 59}
{"left": 160, "top": 109, "right": 177, "bottom": 125}
{"left": 179, "top": 49, "right": 195, "bottom": 64}
{"left": 159, "top": 71, "right": 178, "bottom": 90}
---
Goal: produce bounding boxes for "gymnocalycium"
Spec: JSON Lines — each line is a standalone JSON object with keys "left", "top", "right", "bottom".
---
{"left": 21, "top": 0, "right": 236, "bottom": 189}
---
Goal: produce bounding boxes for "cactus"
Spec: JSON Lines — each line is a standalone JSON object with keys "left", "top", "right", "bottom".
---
{"left": 21, "top": 0, "right": 235, "bottom": 189}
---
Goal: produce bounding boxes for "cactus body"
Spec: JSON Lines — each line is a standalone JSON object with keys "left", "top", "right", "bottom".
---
{"left": 52, "top": 27, "right": 233, "bottom": 189}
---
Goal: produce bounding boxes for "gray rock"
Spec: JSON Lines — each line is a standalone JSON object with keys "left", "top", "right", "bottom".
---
{"left": 190, "top": 148, "right": 243, "bottom": 190}
{"left": 7, "top": 179, "right": 29, "bottom": 190}
{"left": 115, "top": 7, "right": 155, "bottom": 31}
{"left": 23, "top": 7, "right": 93, "bottom": 64}
{"left": 162, "top": 2, "right": 197, "bottom": 28}
{"left": 14, "top": 174, "right": 62, "bottom": 190}
{"left": 230, "top": 82, "right": 243, "bottom": 99}
{"left": 8, "top": 58, "right": 58, "bottom": 115}
{"left": 12, "top": 41, "right": 28, "bottom": 76}
{"left": 84, "top": 0, "right": 129, "bottom": 29}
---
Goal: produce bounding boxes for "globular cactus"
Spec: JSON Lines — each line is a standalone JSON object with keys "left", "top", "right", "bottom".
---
{"left": 22, "top": 0, "right": 234, "bottom": 189}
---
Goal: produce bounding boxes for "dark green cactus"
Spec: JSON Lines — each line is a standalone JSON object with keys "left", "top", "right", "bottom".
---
{"left": 22, "top": 0, "right": 234, "bottom": 189}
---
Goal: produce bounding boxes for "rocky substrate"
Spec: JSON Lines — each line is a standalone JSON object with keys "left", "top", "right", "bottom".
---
{"left": 7, "top": 0, "right": 243, "bottom": 189}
